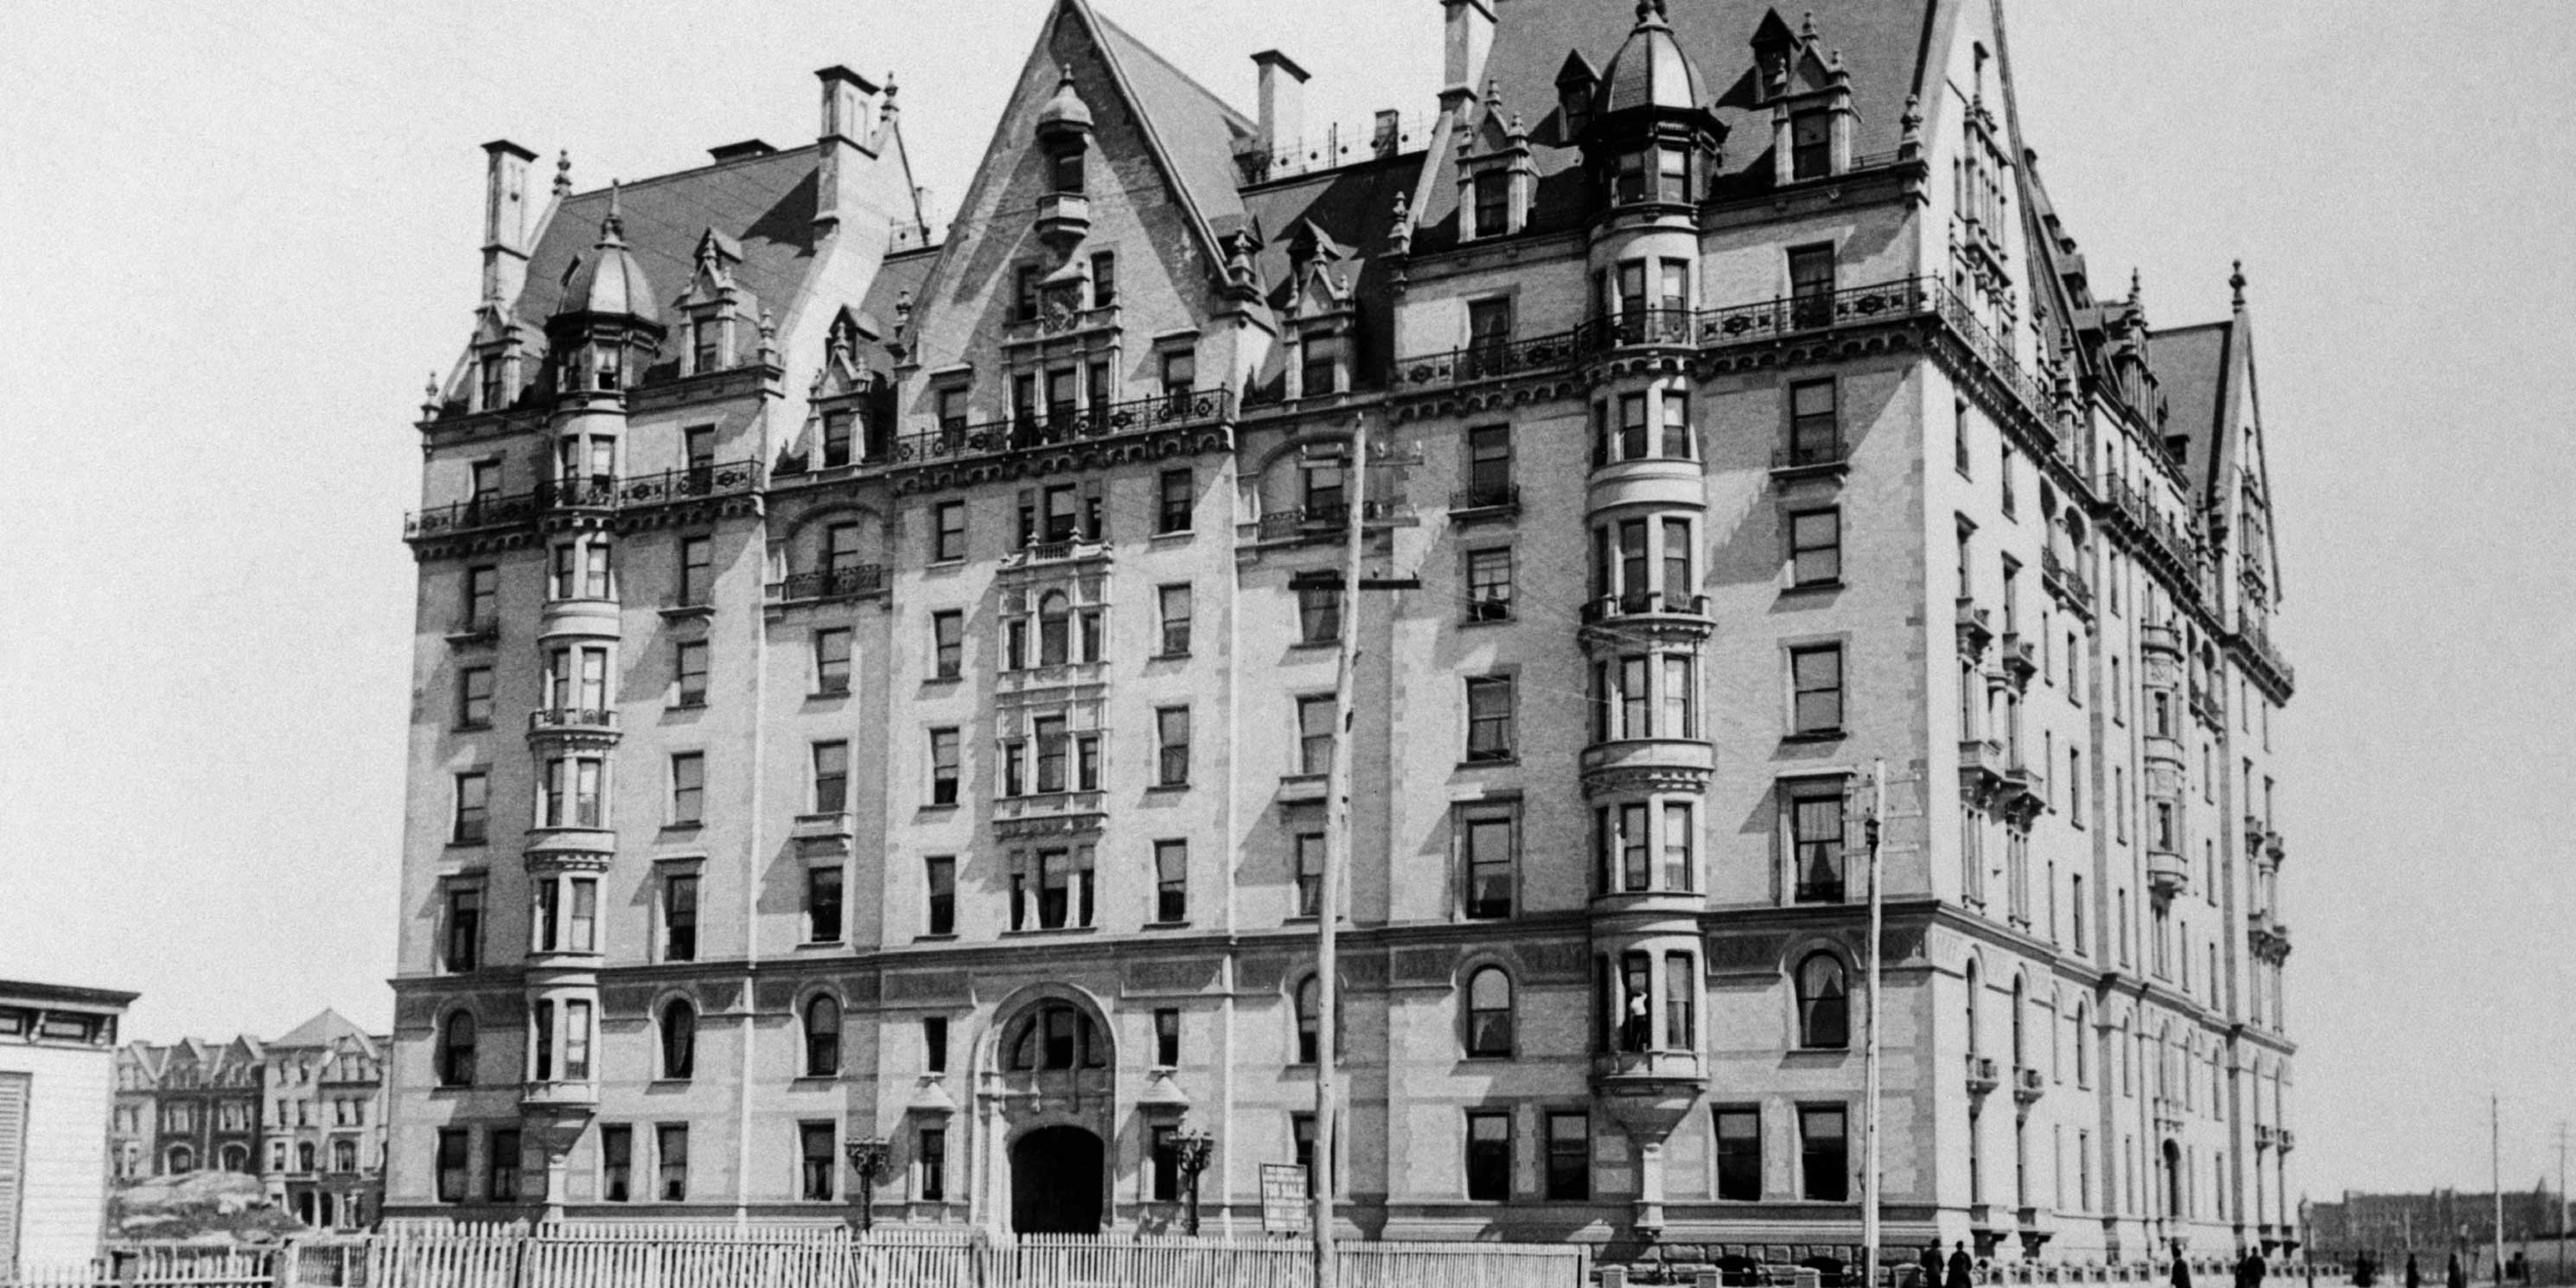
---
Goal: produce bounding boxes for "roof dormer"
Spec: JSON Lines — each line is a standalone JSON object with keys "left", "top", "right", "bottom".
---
{"left": 1456, "top": 85, "right": 1538, "bottom": 243}
{"left": 1748, "top": 8, "right": 1858, "bottom": 185}
{"left": 1576, "top": 1, "right": 1725, "bottom": 217}
{"left": 673, "top": 227, "right": 762, "bottom": 377}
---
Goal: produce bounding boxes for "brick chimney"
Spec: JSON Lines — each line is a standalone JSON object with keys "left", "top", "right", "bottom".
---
{"left": 1440, "top": 0, "right": 1495, "bottom": 115}
{"left": 814, "top": 65, "right": 881, "bottom": 237}
{"left": 479, "top": 139, "right": 538, "bottom": 303}
{"left": 1252, "top": 50, "right": 1309, "bottom": 156}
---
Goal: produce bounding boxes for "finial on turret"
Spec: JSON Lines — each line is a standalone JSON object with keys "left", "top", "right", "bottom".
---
{"left": 2229, "top": 260, "right": 2248, "bottom": 309}
{"left": 1801, "top": 10, "right": 1819, "bottom": 41}
{"left": 1388, "top": 193, "right": 1412, "bottom": 258}
{"left": 758, "top": 310, "right": 780, "bottom": 366}
{"left": 601, "top": 181, "right": 626, "bottom": 244}
{"left": 552, "top": 150, "right": 572, "bottom": 198}
{"left": 420, "top": 373, "right": 442, "bottom": 419}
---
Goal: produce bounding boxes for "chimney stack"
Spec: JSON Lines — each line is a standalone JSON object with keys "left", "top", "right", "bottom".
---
{"left": 480, "top": 139, "right": 538, "bottom": 303}
{"left": 1252, "top": 50, "right": 1310, "bottom": 155}
{"left": 1440, "top": 0, "right": 1496, "bottom": 115}
{"left": 814, "top": 65, "right": 881, "bottom": 237}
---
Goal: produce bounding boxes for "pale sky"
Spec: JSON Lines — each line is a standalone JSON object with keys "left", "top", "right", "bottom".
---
{"left": 3, "top": 0, "right": 2569, "bottom": 1203}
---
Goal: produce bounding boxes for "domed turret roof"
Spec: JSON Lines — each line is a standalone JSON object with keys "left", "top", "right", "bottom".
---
{"left": 1599, "top": 0, "right": 1702, "bottom": 117}
{"left": 557, "top": 186, "right": 660, "bottom": 324}
{"left": 1036, "top": 66, "right": 1094, "bottom": 134}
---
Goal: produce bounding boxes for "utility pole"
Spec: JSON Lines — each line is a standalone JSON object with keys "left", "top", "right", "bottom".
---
{"left": 2494, "top": 1096, "right": 2505, "bottom": 1288}
{"left": 1310, "top": 412, "right": 1366, "bottom": 1288}
{"left": 1862, "top": 760, "right": 1887, "bottom": 1288}
{"left": 2556, "top": 1122, "right": 2567, "bottom": 1283}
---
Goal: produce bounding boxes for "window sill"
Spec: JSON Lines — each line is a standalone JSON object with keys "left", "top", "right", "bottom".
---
{"left": 1782, "top": 729, "right": 1846, "bottom": 744}
{"left": 454, "top": 722, "right": 492, "bottom": 734}
{"left": 1002, "top": 925, "right": 1100, "bottom": 938}
{"left": 1150, "top": 530, "right": 1196, "bottom": 544}
{"left": 658, "top": 604, "right": 715, "bottom": 622}
{"left": 794, "top": 940, "right": 846, "bottom": 951}
{"left": 444, "top": 840, "right": 489, "bottom": 851}
{"left": 1783, "top": 579, "right": 1845, "bottom": 594}
{"left": 659, "top": 822, "right": 704, "bottom": 836}
{"left": 1457, "top": 615, "right": 1514, "bottom": 628}
{"left": 914, "top": 933, "right": 958, "bottom": 944}
{"left": 1148, "top": 652, "right": 1191, "bottom": 662}
{"left": 920, "top": 800, "right": 960, "bottom": 813}
{"left": 1145, "top": 920, "right": 1192, "bottom": 931}
{"left": 926, "top": 558, "right": 966, "bottom": 571}
{"left": 1145, "top": 782, "right": 1190, "bottom": 794}
{"left": 923, "top": 674, "right": 962, "bottom": 686}
{"left": 1458, "top": 757, "right": 1518, "bottom": 769}
{"left": 808, "top": 687, "right": 851, "bottom": 701}
{"left": 1289, "top": 640, "right": 1338, "bottom": 652}
{"left": 669, "top": 699, "right": 708, "bottom": 711}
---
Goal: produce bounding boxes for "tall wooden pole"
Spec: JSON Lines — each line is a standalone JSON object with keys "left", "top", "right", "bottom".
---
{"left": 2494, "top": 1096, "right": 2505, "bottom": 1288}
{"left": 1864, "top": 760, "right": 1887, "bottom": 1288}
{"left": 1313, "top": 413, "right": 1368, "bottom": 1288}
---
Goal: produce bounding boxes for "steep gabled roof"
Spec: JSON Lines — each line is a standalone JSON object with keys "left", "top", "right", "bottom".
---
{"left": 270, "top": 1008, "right": 372, "bottom": 1050}
{"left": 1082, "top": 3, "right": 1258, "bottom": 236}
{"left": 2151, "top": 320, "right": 2231, "bottom": 501}
{"left": 517, "top": 148, "right": 823, "bottom": 331}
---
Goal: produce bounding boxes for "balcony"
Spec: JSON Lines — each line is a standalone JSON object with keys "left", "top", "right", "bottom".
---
{"left": 1999, "top": 632, "right": 2038, "bottom": 679}
{"left": 2002, "top": 759, "right": 2047, "bottom": 807}
{"left": 613, "top": 461, "right": 764, "bottom": 510}
{"left": 2013, "top": 1066, "right": 2045, "bottom": 1104}
{"left": 1966, "top": 1054, "right": 2000, "bottom": 1095}
{"left": 1390, "top": 331, "right": 1593, "bottom": 391}
{"left": 765, "top": 564, "right": 888, "bottom": 606}
{"left": 519, "top": 1080, "right": 598, "bottom": 1114}
{"left": 2254, "top": 1124, "right": 2279, "bottom": 1151}
{"left": 1578, "top": 590, "right": 1712, "bottom": 626}
{"left": 1960, "top": 737, "right": 2008, "bottom": 797}
{"left": 1956, "top": 597, "right": 1995, "bottom": 653}
{"left": 1578, "top": 738, "right": 1715, "bottom": 797}
{"left": 2235, "top": 608, "right": 2298, "bottom": 692}
{"left": 405, "top": 463, "right": 762, "bottom": 542}
{"left": 2146, "top": 848, "right": 2190, "bottom": 900}
{"left": 875, "top": 389, "right": 1234, "bottom": 472}
{"left": 1003, "top": 303, "right": 1119, "bottom": 348}
{"left": 1245, "top": 499, "right": 1410, "bottom": 546}
{"left": 1448, "top": 482, "right": 1521, "bottom": 521}
{"left": 2140, "top": 621, "right": 2181, "bottom": 656}
{"left": 1002, "top": 539, "right": 1111, "bottom": 569}
{"left": 1033, "top": 191, "right": 1090, "bottom": 243}
{"left": 2041, "top": 546, "right": 2095, "bottom": 613}
{"left": 526, "top": 707, "right": 620, "bottom": 749}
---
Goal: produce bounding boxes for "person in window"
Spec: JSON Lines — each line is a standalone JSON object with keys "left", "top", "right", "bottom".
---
{"left": 1622, "top": 989, "right": 1649, "bottom": 1053}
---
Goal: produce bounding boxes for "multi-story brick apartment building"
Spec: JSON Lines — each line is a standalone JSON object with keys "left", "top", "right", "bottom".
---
{"left": 385, "top": 0, "right": 2302, "bottom": 1266}
{"left": 111, "top": 1011, "right": 390, "bottom": 1231}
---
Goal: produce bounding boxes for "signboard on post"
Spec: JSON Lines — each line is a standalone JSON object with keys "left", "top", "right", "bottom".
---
{"left": 1259, "top": 1164, "right": 1310, "bottom": 1235}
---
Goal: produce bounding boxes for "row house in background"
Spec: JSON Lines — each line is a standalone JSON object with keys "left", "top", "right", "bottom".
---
{"left": 111, "top": 1011, "right": 390, "bottom": 1231}
{"left": 384, "top": 0, "right": 2301, "bottom": 1272}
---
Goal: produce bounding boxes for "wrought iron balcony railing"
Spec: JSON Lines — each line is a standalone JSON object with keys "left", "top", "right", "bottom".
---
{"left": 871, "top": 389, "right": 1234, "bottom": 470}
{"left": 1449, "top": 482, "right": 1521, "bottom": 514}
{"left": 2235, "top": 609, "right": 2296, "bottom": 689}
{"left": 1578, "top": 590, "right": 1713, "bottom": 623}
{"left": 765, "top": 565, "right": 889, "bottom": 604}
{"left": 527, "top": 707, "right": 619, "bottom": 733}
{"left": 2041, "top": 545, "right": 2095, "bottom": 610}
{"left": 406, "top": 462, "right": 763, "bottom": 538}
{"left": 1770, "top": 440, "right": 1851, "bottom": 473}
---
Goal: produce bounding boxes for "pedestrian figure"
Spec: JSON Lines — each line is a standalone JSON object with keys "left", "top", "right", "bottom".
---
{"left": 1948, "top": 1241, "right": 1976, "bottom": 1288}
{"left": 2445, "top": 1253, "right": 2464, "bottom": 1288}
{"left": 2176, "top": 1253, "right": 2196, "bottom": 1288}
{"left": 1922, "top": 1242, "right": 1947, "bottom": 1288}
{"left": 2240, "top": 1248, "right": 2268, "bottom": 1288}
{"left": 2406, "top": 1253, "right": 2421, "bottom": 1288}
{"left": 2357, "top": 1253, "right": 2376, "bottom": 1288}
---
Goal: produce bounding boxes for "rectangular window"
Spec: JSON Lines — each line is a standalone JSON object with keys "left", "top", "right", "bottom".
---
{"left": 1466, "top": 297, "right": 1514, "bottom": 378}
{"left": 464, "top": 565, "right": 499, "bottom": 630}
{"left": 1464, "top": 1111, "right": 1512, "bottom": 1202}
{"left": 1466, "top": 547, "right": 1514, "bottom": 622}
{"left": 435, "top": 1133, "right": 471, "bottom": 1200}
{"left": 924, "top": 856, "right": 955, "bottom": 935}
{"left": 1789, "top": 379, "right": 1839, "bottom": 461}
{"left": 1472, "top": 170, "right": 1509, "bottom": 237}
{"left": 1791, "top": 644, "right": 1845, "bottom": 735}
{"left": 1465, "top": 424, "right": 1513, "bottom": 502}
{"left": 1656, "top": 144, "right": 1689, "bottom": 204}
{"left": 1295, "top": 832, "right": 1326, "bottom": 918}
{"left": 684, "top": 425, "right": 716, "bottom": 475}
{"left": 1661, "top": 518, "right": 1693, "bottom": 604}
{"left": 1460, "top": 803, "right": 1514, "bottom": 920}
{"left": 1300, "top": 335, "right": 1341, "bottom": 397}
{"left": 799, "top": 1123, "right": 837, "bottom": 1201}
{"left": 931, "top": 610, "right": 962, "bottom": 679}
{"left": 1790, "top": 508, "right": 1841, "bottom": 586}
{"left": 675, "top": 639, "right": 709, "bottom": 705}
{"left": 930, "top": 501, "right": 966, "bottom": 562}
{"left": 821, "top": 411, "right": 854, "bottom": 469}
{"left": 663, "top": 875, "right": 698, "bottom": 962}
{"left": 564, "top": 998, "right": 592, "bottom": 1079}
{"left": 669, "top": 752, "right": 705, "bottom": 826}
{"left": 917, "top": 1127, "right": 947, "bottom": 1202}
{"left": 654, "top": 1124, "right": 688, "bottom": 1201}
{"left": 1716, "top": 1106, "right": 1762, "bottom": 1201}
{"left": 456, "top": 666, "right": 493, "bottom": 729}
{"left": 599, "top": 1125, "right": 633, "bottom": 1202}
{"left": 1161, "top": 348, "right": 1196, "bottom": 397}
{"left": 1156, "top": 707, "right": 1190, "bottom": 787}
{"left": 812, "top": 741, "right": 849, "bottom": 813}
{"left": 1792, "top": 784, "right": 1847, "bottom": 903}
{"left": 1791, "top": 109, "right": 1832, "bottom": 180}
{"left": 1464, "top": 675, "right": 1514, "bottom": 763}
{"left": 1800, "top": 1104, "right": 1849, "bottom": 1201}
{"left": 1154, "top": 1009, "right": 1182, "bottom": 1067}
{"left": 810, "top": 628, "right": 851, "bottom": 696}
{"left": 923, "top": 1017, "right": 949, "bottom": 1074}
{"left": 1618, "top": 392, "right": 1649, "bottom": 461}
{"left": 807, "top": 866, "right": 844, "bottom": 943}
{"left": 1661, "top": 390, "right": 1693, "bottom": 459}
{"left": 1296, "top": 583, "right": 1343, "bottom": 646}
{"left": 1662, "top": 801, "right": 1694, "bottom": 891}
{"left": 1151, "top": 583, "right": 1191, "bottom": 656}
{"left": 484, "top": 1133, "right": 520, "bottom": 1200}
{"left": 824, "top": 522, "right": 862, "bottom": 572}
{"left": 677, "top": 536, "right": 711, "bottom": 605}
{"left": 1148, "top": 468, "right": 1195, "bottom": 534}
{"left": 443, "top": 885, "right": 482, "bottom": 972}
{"left": 928, "top": 728, "right": 960, "bottom": 806}
{"left": 1013, "top": 265, "right": 1042, "bottom": 322}
{"left": 1546, "top": 1113, "right": 1591, "bottom": 1201}
{"left": 1155, "top": 839, "right": 1188, "bottom": 923}
{"left": 1789, "top": 244, "right": 1837, "bottom": 326}
{"left": 1298, "top": 695, "right": 1336, "bottom": 775}
{"left": 451, "top": 772, "right": 488, "bottom": 845}
{"left": 1033, "top": 716, "right": 1068, "bottom": 793}
{"left": 1088, "top": 251, "right": 1117, "bottom": 308}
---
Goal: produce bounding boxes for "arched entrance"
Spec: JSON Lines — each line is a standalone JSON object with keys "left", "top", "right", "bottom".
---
{"left": 1011, "top": 1125, "right": 1105, "bottom": 1234}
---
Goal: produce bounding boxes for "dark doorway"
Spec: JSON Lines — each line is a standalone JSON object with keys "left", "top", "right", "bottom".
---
{"left": 1011, "top": 1125, "right": 1105, "bottom": 1234}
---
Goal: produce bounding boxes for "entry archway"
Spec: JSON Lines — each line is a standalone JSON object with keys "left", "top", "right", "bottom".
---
{"left": 1010, "top": 1125, "right": 1105, "bottom": 1234}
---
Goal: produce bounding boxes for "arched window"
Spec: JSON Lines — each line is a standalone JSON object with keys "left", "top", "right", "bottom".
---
{"left": 220, "top": 1144, "right": 249, "bottom": 1173}
{"left": 660, "top": 999, "right": 697, "bottom": 1081}
{"left": 297, "top": 1142, "right": 316, "bottom": 1173}
{"left": 1964, "top": 960, "right": 1983, "bottom": 1055}
{"left": 332, "top": 1139, "right": 357, "bottom": 1173}
{"left": 2011, "top": 977, "right": 2028, "bottom": 1068}
{"left": 803, "top": 994, "right": 841, "bottom": 1076}
{"left": 438, "top": 1011, "right": 476, "bottom": 1087}
{"left": 1464, "top": 967, "right": 1514, "bottom": 1057}
{"left": 1038, "top": 590, "right": 1071, "bottom": 666}
{"left": 166, "top": 1145, "right": 194, "bottom": 1175}
{"left": 1004, "top": 1002, "right": 1105, "bottom": 1071}
{"left": 1796, "top": 953, "right": 1850, "bottom": 1049}
{"left": 1296, "top": 977, "right": 1320, "bottom": 1064}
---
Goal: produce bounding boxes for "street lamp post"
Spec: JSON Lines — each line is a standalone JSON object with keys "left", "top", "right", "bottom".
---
{"left": 845, "top": 1137, "right": 892, "bottom": 1234}
{"left": 1173, "top": 1127, "right": 1215, "bottom": 1236}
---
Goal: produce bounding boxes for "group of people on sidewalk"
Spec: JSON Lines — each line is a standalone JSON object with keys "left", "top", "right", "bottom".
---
{"left": 1912, "top": 1240, "right": 2320, "bottom": 1288}
{"left": 2352, "top": 1251, "right": 2472, "bottom": 1288}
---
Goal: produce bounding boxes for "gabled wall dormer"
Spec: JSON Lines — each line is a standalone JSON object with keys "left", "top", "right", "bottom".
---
{"left": 792, "top": 308, "right": 892, "bottom": 472}
{"left": 1283, "top": 220, "right": 1358, "bottom": 400}
{"left": 1750, "top": 9, "right": 1856, "bottom": 186}
{"left": 468, "top": 301, "right": 540, "bottom": 415}
{"left": 1455, "top": 82, "right": 1538, "bottom": 244}
{"left": 673, "top": 228, "right": 763, "bottom": 378}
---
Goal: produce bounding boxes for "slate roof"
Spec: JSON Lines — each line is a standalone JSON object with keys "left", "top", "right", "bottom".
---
{"left": 2150, "top": 320, "right": 2233, "bottom": 501}
{"left": 1419, "top": 0, "right": 1940, "bottom": 245}
{"left": 268, "top": 1008, "right": 374, "bottom": 1050}
{"left": 1084, "top": 3, "right": 1259, "bottom": 239}
{"left": 1241, "top": 152, "right": 1425, "bottom": 392}
{"left": 517, "top": 147, "right": 823, "bottom": 331}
